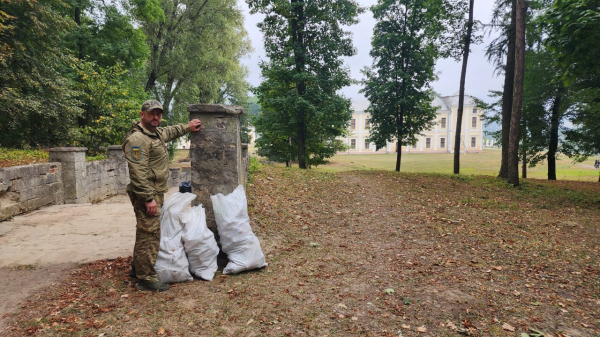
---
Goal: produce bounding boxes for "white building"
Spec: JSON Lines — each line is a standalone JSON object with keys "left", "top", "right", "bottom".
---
{"left": 340, "top": 93, "right": 484, "bottom": 154}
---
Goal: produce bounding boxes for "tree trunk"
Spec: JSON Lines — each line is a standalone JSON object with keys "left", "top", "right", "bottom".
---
{"left": 145, "top": 70, "right": 158, "bottom": 93}
{"left": 507, "top": 0, "right": 527, "bottom": 186}
{"left": 454, "top": 0, "right": 475, "bottom": 175}
{"left": 291, "top": 0, "right": 307, "bottom": 169}
{"left": 396, "top": 108, "right": 404, "bottom": 172}
{"left": 161, "top": 77, "right": 176, "bottom": 119}
{"left": 75, "top": 0, "right": 84, "bottom": 61}
{"left": 499, "top": 0, "right": 517, "bottom": 179}
{"left": 522, "top": 140, "right": 527, "bottom": 179}
{"left": 547, "top": 86, "right": 562, "bottom": 180}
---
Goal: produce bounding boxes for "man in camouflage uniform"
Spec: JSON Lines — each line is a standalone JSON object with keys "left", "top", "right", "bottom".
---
{"left": 122, "top": 99, "right": 202, "bottom": 292}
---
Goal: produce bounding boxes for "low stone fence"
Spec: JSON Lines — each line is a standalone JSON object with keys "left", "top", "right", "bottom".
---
{"left": 0, "top": 146, "right": 192, "bottom": 221}
{"left": 0, "top": 163, "right": 64, "bottom": 220}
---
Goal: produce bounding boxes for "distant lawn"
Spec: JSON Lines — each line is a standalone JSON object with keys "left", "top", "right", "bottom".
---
{"left": 316, "top": 148, "right": 600, "bottom": 182}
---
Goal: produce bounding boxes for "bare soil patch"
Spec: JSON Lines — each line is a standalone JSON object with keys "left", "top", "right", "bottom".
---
{"left": 3, "top": 166, "right": 600, "bottom": 336}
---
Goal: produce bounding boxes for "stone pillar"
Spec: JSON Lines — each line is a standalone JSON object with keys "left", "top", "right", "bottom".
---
{"left": 241, "top": 143, "right": 249, "bottom": 187}
{"left": 107, "top": 145, "right": 129, "bottom": 192}
{"left": 187, "top": 104, "right": 245, "bottom": 230}
{"left": 49, "top": 147, "right": 88, "bottom": 204}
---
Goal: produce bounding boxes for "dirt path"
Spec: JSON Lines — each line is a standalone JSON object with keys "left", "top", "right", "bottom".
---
{"left": 0, "top": 188, "right": 176, "bottom": 329}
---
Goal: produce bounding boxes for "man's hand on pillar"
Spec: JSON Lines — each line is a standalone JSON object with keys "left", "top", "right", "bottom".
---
{"left": 189, "top": 119, "right": 202, "bottom": 132}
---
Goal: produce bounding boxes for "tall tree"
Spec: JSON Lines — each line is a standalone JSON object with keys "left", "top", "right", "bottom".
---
{"left": 248, "top": 0, "right": 363, "bottom": 168}
{"left": 141, "top": 0, "right": 250, "bottom": 120}
{"left": 544, "top": 0, "right": 600, "bottom": 181}
{"left": 453, "top": 0, "right": 475, "bottom": 174}
{"left": 0, "top": 0, "right": 82, "bottom": 148}
{"left": 66, "top": 3, "right": 149, "bottom": 70}
{"left": 362, "top": 0, "right": 464, "bottom": 172}
{"left": 485, "top": 0, "right": 516, "bottom": 179}
{"left": 507, "top": 0, "right": 527, "bottom": 186}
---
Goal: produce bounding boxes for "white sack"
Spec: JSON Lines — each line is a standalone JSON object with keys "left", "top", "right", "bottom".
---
{"left": 155, "top": 235, "right": 193, "bottom": 283}
{"left": 154, "top": 192, "right": 195, "bottom": 283}
{"left": 180, "top": 205, "right": 219, "bottom": 281}
{"left": 211, "top": 185, "right": 267, "bottom": 275}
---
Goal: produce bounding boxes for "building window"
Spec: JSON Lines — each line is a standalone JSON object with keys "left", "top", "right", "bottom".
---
{"left": 471, "top": 137, "right": 477, "bottom": 148}
{"left": 364, "top": 141, "right": 370, "bottom": 150}
{"left": 440, "top": 137, "right": 445, "bottom": 148}
{"left": 350, "top": 119, "right": 356, "bottom": 129}
{"left": 365, "top": 119, "right": 371, "bottom": 128}
{"left": 412, "top": 143, "right": 418, "bottom": 149}
{"left": 472, "top": 116, "right": 477, "bottom": 128}
{"left": 350, "top": 139, "right": 356, "bottom": 149}
{"left": 473, "top": 108, "right": 478, "bottom": 114}
{"left": 426, "top": 138, "right": 431, "bottom": 149}
{"left": 440, "top": 117, "right": 447, "bottom": 128}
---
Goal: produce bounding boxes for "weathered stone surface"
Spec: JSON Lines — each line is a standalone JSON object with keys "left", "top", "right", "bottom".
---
{"left": 0, "top": 163, "right": 66, "bottom": 220}
{"left": 187, "top": 104, "right": 246, "bottom": 231}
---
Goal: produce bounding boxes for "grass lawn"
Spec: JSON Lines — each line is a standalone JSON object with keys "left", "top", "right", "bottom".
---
{"left": 317, "top": 148, "right": 600, "bottom": 182}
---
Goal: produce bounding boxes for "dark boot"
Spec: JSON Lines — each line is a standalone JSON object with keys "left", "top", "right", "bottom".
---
{"left": 136, "top": 279, "right": 170, "bottom": 292}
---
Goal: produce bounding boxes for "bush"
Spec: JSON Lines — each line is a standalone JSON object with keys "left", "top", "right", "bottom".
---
{"left": 248, "top": 156, "right": 261, "bottom": 183}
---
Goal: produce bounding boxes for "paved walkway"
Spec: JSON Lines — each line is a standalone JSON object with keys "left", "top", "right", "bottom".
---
{"left": 0, "top": 188, "right": 176, "bottom": 329}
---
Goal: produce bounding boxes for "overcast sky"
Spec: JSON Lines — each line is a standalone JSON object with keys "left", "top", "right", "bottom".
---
{"left": 239, "top": 0, "right": 504, "bottom": 104}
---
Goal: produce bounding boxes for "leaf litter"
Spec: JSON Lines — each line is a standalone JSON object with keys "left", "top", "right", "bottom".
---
{"left": 4, "top": 166, "right": 600, "bottom": 336}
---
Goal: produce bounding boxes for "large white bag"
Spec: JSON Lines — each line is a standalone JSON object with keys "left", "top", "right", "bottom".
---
{"left": 155, "top": 192, "right": 195, "bottom": 283}
{"left": 211, "top": 185, "right": 267, "bottom": 275}
{"left": 180, "top": 205, "right": 219, "bottom": 281}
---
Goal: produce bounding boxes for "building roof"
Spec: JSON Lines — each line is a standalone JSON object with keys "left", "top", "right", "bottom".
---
{"left": 351, "top": 99, "right": 370, "bottom": 113}
{"left": 352, "top": 93, "right": 476, "bottom": 114}
{"left": 432, "top": 95, "right": 450, "bottom": 111}
{"left": 441, "top": 92, "right": 475, "bottom": 107}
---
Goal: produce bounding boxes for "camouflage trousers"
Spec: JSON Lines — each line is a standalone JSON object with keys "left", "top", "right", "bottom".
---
{"left": 128, "top": 192, "right": 164, "bottom": 282}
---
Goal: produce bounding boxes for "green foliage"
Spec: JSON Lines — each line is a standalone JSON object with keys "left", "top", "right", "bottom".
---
{"left": 62, "top": 1, "right": 149, "bottom": 69}
{"left": 0, "top": 0, "right": 82, "bottom": 149}
{"left": 247, "top": 156, "right": 261, "bottom": 183}
{"left": 86, "top": 6, "right": 148, "bottom": 69}
{"left": 543, "top": 0, "right": 600, "bottom": 159}
{"left": 561, "top": 87, "right": 600, "bottom": 160}
{"left": 544, "top": 0, "right": 600, "bottom": 87}
{"left": 86, "top": 153, "right": 107, "bottom": 161}
{"left": 0, "top": 0, "right": 250, "bottom": 153}
{"left": 362, "top": 0, "right": 464, "bottom": 171}
{"left": 127, "top": 0, "right": 165, "bottom": 23}
{"left": 0, "top": 148, "right": 49, "bottom": 167}
{"left": 252, "top": 107, "right": 298, "bottom": 164}
{"left": 72, "top": 61, "right": 147, "bottom": 155}
{"left": 248, "top": 0, "right": 363, "bottom": 168}
{"left": 245, "top": 96, "right": 261, "bottom": 117}
{"left": 240, "top": 96, "right": 261, "bottom": 144}
{"left": 141, "top": 0, "right": 251, "bottom": 122}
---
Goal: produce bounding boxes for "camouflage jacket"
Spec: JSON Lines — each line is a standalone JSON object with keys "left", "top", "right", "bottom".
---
{"left": 122, "top": 122, "right": 190, "bottom": 201}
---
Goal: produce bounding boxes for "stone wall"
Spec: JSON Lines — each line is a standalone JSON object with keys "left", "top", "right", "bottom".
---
{"left": 0, "top": 147, "right": 192, "bottom": 221}
{"left": 0, "top": 163, "right": 64, "bottom": 220}
{"left": 168, "top": 167, "right": 191, "bottom": 189}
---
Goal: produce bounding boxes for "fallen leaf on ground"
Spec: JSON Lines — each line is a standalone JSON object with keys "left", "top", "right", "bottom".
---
{"left": 417, "top": 326, "right": 427, "bottom": 333}
{"left": 157, "top": 327, "right": 165, "bottom": 335}
{"left": 502, "top": 323, "right": 515, "bottom": 332}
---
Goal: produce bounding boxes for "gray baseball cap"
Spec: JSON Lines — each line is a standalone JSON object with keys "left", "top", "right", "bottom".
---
{"left": 141, "top": 100, "right": 163, "bottom": 112}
